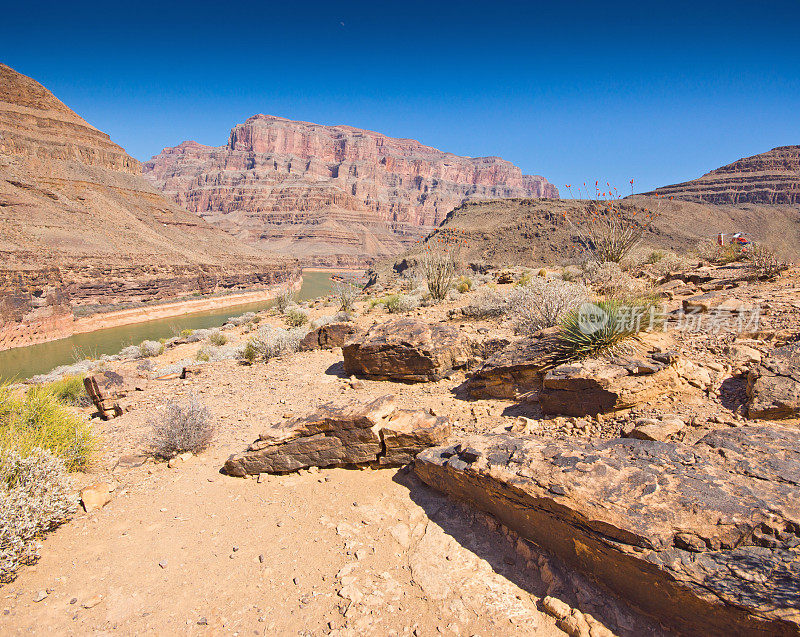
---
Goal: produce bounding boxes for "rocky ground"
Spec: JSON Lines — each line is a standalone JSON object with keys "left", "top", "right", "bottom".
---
{"left": 3, "top": 261, "right": 799, "bottom": 635}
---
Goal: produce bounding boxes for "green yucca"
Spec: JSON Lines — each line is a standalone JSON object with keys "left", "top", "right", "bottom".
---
{"left": 553, "top": 299, "right": 655, "bottom": 364}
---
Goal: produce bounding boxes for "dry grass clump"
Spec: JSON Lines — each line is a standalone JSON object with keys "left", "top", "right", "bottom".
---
{"left": 149, "top": 397, "right": 214, "bottom": 459}
{"left": 243, "top": 326, "right": 307, "bottom": 362}
{"left": 461, "top": 287, "right": 509, "bottom": 318}
{"left": 509, "top": 278, "right": 589, "bottom": 333}
{"left": 1, "top": 448, "right": 76, "bottom": 583}
{"left": 384, "top": 294, "right": 420, "bottom": 314}
{"left": 0, "top": 385, "right": 95, "bottom": 471}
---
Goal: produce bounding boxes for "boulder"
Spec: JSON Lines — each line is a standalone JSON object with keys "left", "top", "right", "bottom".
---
{"left": 625, "top": 416, "right": 685, "bottom": 441}
{"left": 342, "top": 319, "right": 469, "bottom": 382}
{"left": 83, "top": 371, "right": 141, "bottom": 420}
{"left": 748, "top": 343, "right": 800, "bottom": 419}
{"left": 415, "top": 426, "right": 800, "bottom": 636}
{"left": 299, "top": 322, "right": 365, "bottom": 351}
{"left": 223, "top": 395, "right": 450, "bottom": 476}
{"left": 80, "top": 482, "right": 112, "bottom": 512}
{"left": 466, "top": 336, "right": 559, "bottom": 399}
{"left": 539, "top": 355, "right": 680, "bottom": 416}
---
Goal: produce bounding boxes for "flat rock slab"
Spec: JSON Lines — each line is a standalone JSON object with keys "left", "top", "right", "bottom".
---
{"left": 539, "top": 354, "right": 679, "bottom": 416}
{"left": 223, "top": 395, "right": 450, "bottom": 475}
{"left": 466, "top": 336, "right": 559, "bottom": 399}
{"left": 748, "top": 343, "right": 800, "bottom": 419}
{"left": 299, "top": 322, "right": 365, "bottom": 351}
{"left": 343, "top": 318, "right": 469, "bottom": 382}
{"left": 415, "top": 426, "right": 800, "bottom": 636}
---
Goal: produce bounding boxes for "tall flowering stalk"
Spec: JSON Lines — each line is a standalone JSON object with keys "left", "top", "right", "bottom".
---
{"left": 564, "top": 180, "right": 666, "bottom": 264}
{"left": 417, "top": 228, "right": 468, "bottom": 301}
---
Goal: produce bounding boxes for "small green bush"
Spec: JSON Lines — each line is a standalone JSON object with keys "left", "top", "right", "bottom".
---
{"left": 138, "top": 340, "right": 164, "bottom": 358}
{"left": 285, "top": 307, "right": 309, "bottom": 327}
{"left": 207, "top": 330, "right": 228, "bottom": 346}
{"left": 456, "top": 276, "right": 474, "bottom": 293}
{"left": 384, "top": 294, "right": 419, "bottom": 314}
{"left": 241, "top": 341, "right": 259, "bottom": 364}
{"left": 39, "top": 375, "right": 85, "bottom": 405}
{"left": 0, "top": 385, "right": 95, "bottom": 471}
{"left": 180, "top": 329, "right": 194, "bottom": 337}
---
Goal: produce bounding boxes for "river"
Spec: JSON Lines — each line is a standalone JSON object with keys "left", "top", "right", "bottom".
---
{"left": 0, "top": 271, "right": 338, "bottom": 383}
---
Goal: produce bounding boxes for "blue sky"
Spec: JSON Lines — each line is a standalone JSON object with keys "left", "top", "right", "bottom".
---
{"left": 2, "top": 0, "right": 798, "bottom": 194}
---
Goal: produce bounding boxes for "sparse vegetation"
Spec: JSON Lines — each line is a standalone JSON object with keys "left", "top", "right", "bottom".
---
{"left": 38, "top": 375, "right": 86, "bottom": 405}
{"left": 0, "top": 447, "right": 76, "bottom": 583}
{"left": 180, "top": 329, "right": 194, "bottom": 337}
{"left": 244, "top": 326, "right": 306, "bottom": 361}
{"left": 333, "top": 280, "right": 361, "bottom": 312}
{"left": 583, "top": 261, "right": 649, "bottom": 300}
{"left": 748, "top": 243, "right": 788, "bottom": 278}
{"left": 274, "top": 287, "right": 295, "bottom": 313}
{"left": 456, "top": 276, "right": 474, "bottom": 293}
{"left": 564, "top": 183, "right": 661, "bottom": 263}
{"left": 137, "top": 340, "right": 164, "bottom": 358}
{"left": 384, "top": 294, "right": 420, "bottom": 314}
{"left": 149, "top": 397, "right": 214, "bottom": 459}
{"left": 419, "top": 246, "right": 458, "bottom": 301}
{"left": 0, "top": 384, "right": 95, "bottom": 471}
{"left": 207, "top": 330, "right": 228, "bottom": 346}
{"left": 461, "top": 287, "right": 508, "bottom": 318}
{"left": 713, "top": 243, "right": 748, "bottom": 264}
{"left": 284, "top": 307, "right": 309, "bottom": 327}
{"left": 509, "top": 278, "right": 589, "bottom": 333}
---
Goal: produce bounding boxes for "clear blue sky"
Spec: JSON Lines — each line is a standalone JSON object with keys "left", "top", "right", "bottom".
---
{"left": 2, "top": 0, "right": 798, "bottom": 194}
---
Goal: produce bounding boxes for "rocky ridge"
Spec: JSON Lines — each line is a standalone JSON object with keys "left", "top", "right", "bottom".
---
{"left": 0, "top": 65, "right": 298, "bottom": 350}
{"left": 651, "top": 145, "right": 800, "bottom": 205}
{"left": 143, "top": 114, "right": 558, "bottom": 266}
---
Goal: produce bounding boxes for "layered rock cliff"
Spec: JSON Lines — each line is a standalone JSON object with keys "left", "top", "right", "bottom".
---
{"left": 650, "top": 145, "right": 800, "bottom": 204}
{"left": 143, "top": 115, "right": 558, "bottom": 266}
{"left": 0, "top": 64, "right": 299, "bottom": 350}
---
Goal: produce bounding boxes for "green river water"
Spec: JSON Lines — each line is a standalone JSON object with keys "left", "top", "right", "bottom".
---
{"left": 0, "top": 271, "right": 337, "bottom": 383}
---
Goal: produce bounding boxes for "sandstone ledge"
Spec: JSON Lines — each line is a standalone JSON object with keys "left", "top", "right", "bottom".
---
{"left": 414, "top": 427, "right": 800, "bottom": 636}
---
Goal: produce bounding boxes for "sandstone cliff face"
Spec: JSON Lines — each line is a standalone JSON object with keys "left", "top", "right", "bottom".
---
{"left": 0, "top": 64, "right": 299, "bottom": 350}
{"left": 651, "top": 145, "right": 800, "bottom": 204}
{"left": 143, "top": 115, "right": 558, "bottom": 266}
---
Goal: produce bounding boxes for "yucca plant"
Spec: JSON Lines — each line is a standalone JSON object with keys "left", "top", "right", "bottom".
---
{"left": 552, "top": 299, "right": 656, "bottom": 364}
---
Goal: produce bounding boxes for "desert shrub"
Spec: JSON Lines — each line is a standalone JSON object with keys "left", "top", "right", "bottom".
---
{"left": 564, "top": 185, "right": 661, "bottom": 263}
{"left": 225, "top": 312, "right": 256, "bottom": 327}
{"left": 461, "top": 287, "right": 509, "bottom": 318}
{"left": 284, "top": 307, "right": 309, "bottom": 327}
{"left": 0, "top": 385, "right": 95, "bottom": 471}
{"left": 274, "top": 287, "right": 295, "bottom": 313}
{"left": 560, "top": 265, "right": 582, "bottom": 282}
{"left": 509, "top": 278, "right": 589, "bottom": 334}
{"left": 333, "top": 280, "right": 361, "bottom": 312}
{"left": 196, "top": 344, "right": 239, "bottom": 363}
{"left": 137, "top": 340, "right": 164, "bottom": 358}
{"left": 180, "top": 329, "right": 194, "bottom": 337}
{"left": 311, "top": 311, "right": 353, "bottom": 329}
{"left": 456, "top": 276, "right": 474, "bottom": 294}
{"left": 553, "top": 299, "right": 654, "bottom": 363}
{"left": 747, "top": 243, "right": 788, "bottom": 278}
{"left": 245, "top": 325, "right": 306, "bottom": 361}
{"left": 39, "top": 375, "right": 85, "bottom": 405}
{"left": 149, "top": 398, "right": 214, "bottom": 459}
{"left": 0, "top": 447, "right": 77, "bottom": 583}
{"left": 384, "top": 294, "right": 420, "bottom": 314}
{"left": 714, "top": 243, "right": 747, "bottom": 264}
{"left": 583, "top": 261, "right": 649, "bottom": 299}
{"left": 207, "top": 330, "right": 228, "bottom": 346}
{"left": 419, "top": 247, "right": 457, "bottom": 301}
{"left": 241, "top": 341, "right": 259, "bottom": 364}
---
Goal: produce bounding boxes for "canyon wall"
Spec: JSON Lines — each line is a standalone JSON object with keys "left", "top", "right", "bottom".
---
{"left": 0, "top": 64, "right": 299, "bottom": 350}
{"left": 143, "top": 115, "right": 558, "bottom": 266}
{"left": 650, "top": 145, "right": 800, "bottom": 204}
